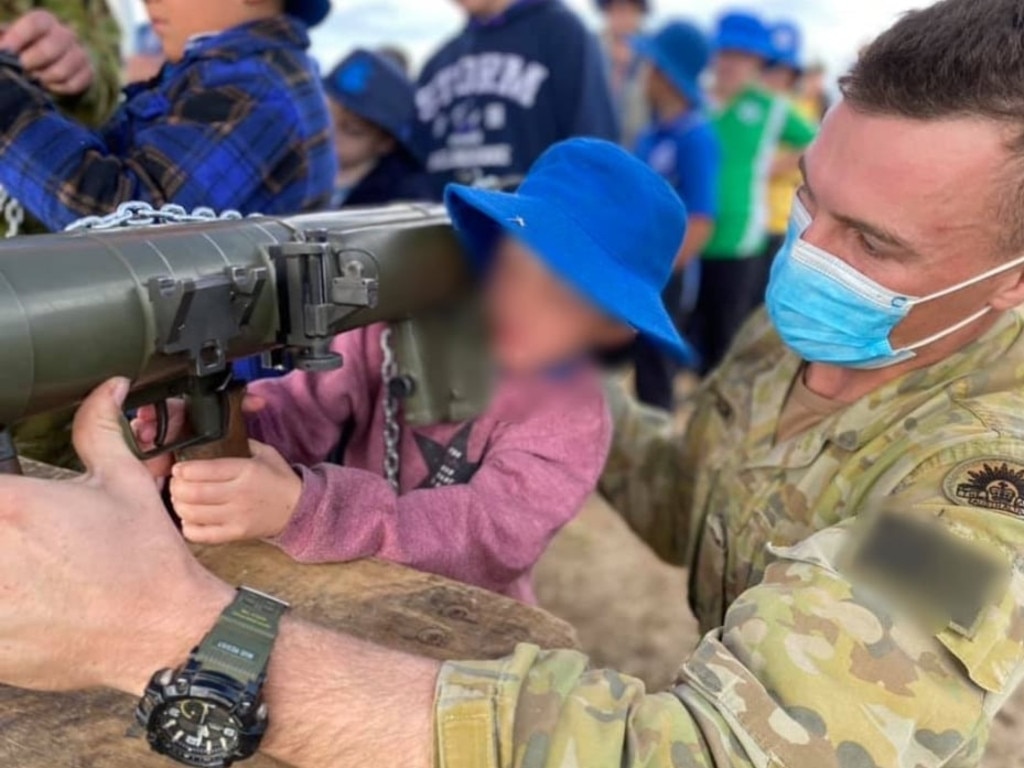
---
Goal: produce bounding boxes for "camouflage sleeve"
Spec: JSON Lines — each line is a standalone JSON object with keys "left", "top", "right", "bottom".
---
{"left": 44, "top": 0, "right": 122, "bottom": 125}
{"left": 597, "top": 380, "right": 693, "bottom": 565}
{"left": 435, "top": 439, "right": 1024, "bottom": 767}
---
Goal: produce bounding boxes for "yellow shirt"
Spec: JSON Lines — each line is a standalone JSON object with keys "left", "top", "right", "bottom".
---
{"left": 767, "top": 96, "right": 820, "bottom": 235}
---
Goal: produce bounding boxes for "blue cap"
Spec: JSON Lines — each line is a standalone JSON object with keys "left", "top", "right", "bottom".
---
{"left": 768, "top": 21, "right": 803, "bottom": 71}
{"left": 444, "top": 139, "right": 695, "bottom": 364}
{"left": 325, "top": 49, "right": 417, "bottom": 155}
{"left": 632, "top": 20, "right": 709, "bottom": 107}
{"left": 714, "top": 11, "right": 772, "bottom": 59}
{"left": 285, "top": 0, "right": 331, "bottom": 27}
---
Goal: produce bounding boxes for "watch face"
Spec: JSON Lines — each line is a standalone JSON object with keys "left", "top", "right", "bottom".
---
{"left": 150, "top": 698, "right": 243, "bottom": 766}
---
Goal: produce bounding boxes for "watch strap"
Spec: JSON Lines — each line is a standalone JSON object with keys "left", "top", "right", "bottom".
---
{"left": 194, "top": 587, "right": 289, "bottom": 686}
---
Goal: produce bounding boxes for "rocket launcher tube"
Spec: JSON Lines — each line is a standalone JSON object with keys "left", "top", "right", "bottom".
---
{"left": 0, "top": 204, "right": 471, "bottom": 461}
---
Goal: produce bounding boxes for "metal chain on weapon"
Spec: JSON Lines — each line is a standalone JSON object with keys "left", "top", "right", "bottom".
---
{"left": 64, "top": 201, "right": 249, "bottom": 232}
{"left": 380, "top": 327, "right": 402, "bottom": 492}
{"left": 0, "top": 183, "right": 24, "bottom": 238}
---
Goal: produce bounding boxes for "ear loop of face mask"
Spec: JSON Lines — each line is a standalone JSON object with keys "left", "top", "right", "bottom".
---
{"left": 791, "top": 198, "right": 1024, "bottom": 354}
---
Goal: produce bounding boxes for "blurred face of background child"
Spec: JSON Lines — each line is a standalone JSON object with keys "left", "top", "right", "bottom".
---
{"left": 713, "top": 49, "right": 764, "bottom": 101}
{"left": 762, "top": 65, "right": 800, "bottom": 95}
{"left": 329, "top": 101, "right": 395, "bottom": 172}
{"left": 603, "top": 0, "right": 645, "bottom": 40}
{"left": 642, "top": 65, "right": 686, "bottom": 116}
{"left": 452, "top": 0, "right": 515, "bottom": 19}
{"left": 484, "top": 237, "right": 632, "bottom": 374}
{"left": 143, "top": 0, "right": 284, "bottom": 62}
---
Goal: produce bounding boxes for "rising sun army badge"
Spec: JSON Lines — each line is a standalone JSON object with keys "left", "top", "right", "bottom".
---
{"left": 943, "top": 458, "right": 1024, "bottom": 518}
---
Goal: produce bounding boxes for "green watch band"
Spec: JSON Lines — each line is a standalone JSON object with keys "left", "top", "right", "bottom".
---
{"left": 194, "top": 587, "right": 289, "bottom": 685}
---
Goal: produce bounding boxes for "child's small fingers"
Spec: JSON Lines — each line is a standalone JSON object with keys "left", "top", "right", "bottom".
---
{"left": 241, "top": 394, "right": 266, "bottom": 414}
{"left": 181, "top": 523, "right": 235, "bottom": 545}
{"left": 131, "top": 420, "right": 158, "bottom": 445}
{"left": 173, "top": 458, "right": 248, "bottom": 483}
{"left": 170, "top": 478, "right": 231, "bottom": 507}
{"left": 174, "top": 501, "right": 234, "bottom": 527}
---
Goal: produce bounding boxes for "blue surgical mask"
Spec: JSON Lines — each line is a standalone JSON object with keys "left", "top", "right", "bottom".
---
{"left": 767, "top": 199, "right": 1024, "bottom": 369}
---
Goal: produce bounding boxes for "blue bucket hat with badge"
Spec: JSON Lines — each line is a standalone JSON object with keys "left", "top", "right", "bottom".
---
{"left": 768, "top": 21, "right": 803, "bottom": 72}
{"left": 445, "top": 139, "right": 695, "bottom": 364}
{"left": 632, "top": 20, "right": 710, "bottom": 107}
{"left": 284, "top": 0, "right": 331, "bottom": 26}
{"left": 714, "top": 10, "right": 773, "bottom": 59}
{"left": 324, "top": 49, "right": 418, "bottom": 157}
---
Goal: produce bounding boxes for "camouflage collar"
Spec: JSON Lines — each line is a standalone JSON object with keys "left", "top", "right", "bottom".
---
{"left": 826, "top": 310, "right": 1024, "bottom": 451}
{"left": 731, "top": 310, "right": 1024, "bottom": 469}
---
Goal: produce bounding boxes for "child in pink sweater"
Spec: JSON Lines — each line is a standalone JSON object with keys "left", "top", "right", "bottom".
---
{"left": 136, "top": 138, "right": 693, "bottom": 601}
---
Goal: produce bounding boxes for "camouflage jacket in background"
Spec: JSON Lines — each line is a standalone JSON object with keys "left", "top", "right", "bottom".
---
{"left": 1, "top": 0, "right": 120, "bottom": 127}
{"left": 433, "top": 308, "right": 1024, "bottom": 767}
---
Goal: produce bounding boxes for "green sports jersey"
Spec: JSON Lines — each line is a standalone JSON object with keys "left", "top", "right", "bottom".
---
{"left": 706, "top": 85, "right": 817, "bottom": 259}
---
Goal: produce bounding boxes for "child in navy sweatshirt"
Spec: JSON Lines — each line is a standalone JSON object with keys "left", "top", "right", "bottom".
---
{"left": 413, "top": 0, "right": 619, "bottom": 197}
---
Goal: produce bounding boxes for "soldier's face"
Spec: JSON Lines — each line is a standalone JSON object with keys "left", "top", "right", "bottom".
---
{"left": 797, "top": 101, "right": 1024, "bottom": 354}
{"left": 485, "top": 238, "right": 632, "bottom": 374}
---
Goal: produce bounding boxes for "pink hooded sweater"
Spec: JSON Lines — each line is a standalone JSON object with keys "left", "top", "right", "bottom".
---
{"left": 246, "top": 323, "right": 611, "bottom": 603}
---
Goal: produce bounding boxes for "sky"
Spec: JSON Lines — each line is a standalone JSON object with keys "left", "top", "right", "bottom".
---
{"left": 111, "top": 0, "right": 927, "bottom": 79}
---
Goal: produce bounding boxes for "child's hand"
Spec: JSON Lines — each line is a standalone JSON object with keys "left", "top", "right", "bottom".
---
{"left": 130, "top": 399, "right": 188, "bottom": 481}
{"left": 130, "top": 392, "right": 265, "bottom": 482}
{"left": 169, "top": 440, "right": 302, "bottom": 545}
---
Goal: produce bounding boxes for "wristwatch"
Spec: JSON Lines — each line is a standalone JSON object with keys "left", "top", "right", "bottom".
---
{"left": 136, "top": 587, "right": 289, "bottom": 767}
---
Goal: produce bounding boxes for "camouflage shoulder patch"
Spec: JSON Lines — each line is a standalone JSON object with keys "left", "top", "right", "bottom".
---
{"left": 942, "top": 458, "right": 1024, "bottom": 519}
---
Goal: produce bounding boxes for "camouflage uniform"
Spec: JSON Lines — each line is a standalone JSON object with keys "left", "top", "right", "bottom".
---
{"left": 4, "top": 1, "right": 119, "bottom": 465}
{"left": 433, "top": 308, "right": 1024, "bottom": 767}
{"left": 0, "top": 0, "right": 121, "bottom": 129}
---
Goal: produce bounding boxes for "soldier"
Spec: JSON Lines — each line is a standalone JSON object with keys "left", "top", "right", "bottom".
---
{"left": 5, "top": 1, "right": 1024, "bottom": 766}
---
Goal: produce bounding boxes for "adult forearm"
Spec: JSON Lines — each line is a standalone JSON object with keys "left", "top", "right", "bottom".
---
{"left": 107, "top": 575, "right": 438, "bottom": 767}
{"left": 261, "top": 620, "right": 438, "bottom": 767}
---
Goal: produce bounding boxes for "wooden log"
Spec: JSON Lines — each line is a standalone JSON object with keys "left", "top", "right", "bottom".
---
{"left": 0, "top": 462, "right": 577, "bottom": 767}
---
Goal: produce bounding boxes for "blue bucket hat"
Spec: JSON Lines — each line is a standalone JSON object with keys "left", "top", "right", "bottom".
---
{"left": 632, "top": 20, "right": 710, "bottom": 107}
{"left": 768, "top": 21, "right": 803, "bottom": 72}
{"left": 325, "top": 49, "right": 417, "bottom": 156}
{"left": 285, "top": 0, "right": 331, "bottom": 27}
{"left": 445, "top": 139, "right": 695, "bottom": 364}
{"left": 714, "top": 11, "right": 772, "bottom": 59}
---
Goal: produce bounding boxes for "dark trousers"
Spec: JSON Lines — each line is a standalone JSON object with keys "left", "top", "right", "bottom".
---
{"left": 634, "top": 270, "right": 690, "bottom": 411}
{"left": 687, "top": 254, "right": 767, "bottom": 375}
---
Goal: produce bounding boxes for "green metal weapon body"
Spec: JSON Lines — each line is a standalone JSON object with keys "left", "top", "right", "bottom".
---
{"left": 0, "top": 204, "right": 476, "bottom": 469}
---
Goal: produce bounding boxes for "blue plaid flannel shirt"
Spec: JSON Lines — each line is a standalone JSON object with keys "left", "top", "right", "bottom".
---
{"left": 0, "top": 16, "right": 336, "bottom": 230}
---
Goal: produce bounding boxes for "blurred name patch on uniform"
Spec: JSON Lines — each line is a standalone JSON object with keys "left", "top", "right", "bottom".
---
{"left": 843, "top": 507, "right": 1010, "bottom": 639}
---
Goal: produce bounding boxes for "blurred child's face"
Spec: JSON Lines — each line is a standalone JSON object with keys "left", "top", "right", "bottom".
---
{"left": 330, "top": 102, "right": 395, "bottom": 170}
{"left": 452, "top": 0, "right": 514, "bottom": 19}
{"left": 484, "top": 237, "right": 633, "bottom": 374}
{"left": 713, "top": 50, "right": 764, "bottom": 99}
{"left": 642, "top": 65, "right": 674, "bottom": 108}
{"left": 602, "top": 0, "right": 645, "bottom": 39}
{"left": 762, "top": 66, "right": 800, "bottom": 95}
{"left": 143, "top": 0, "right": 283, "bottom": 62}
